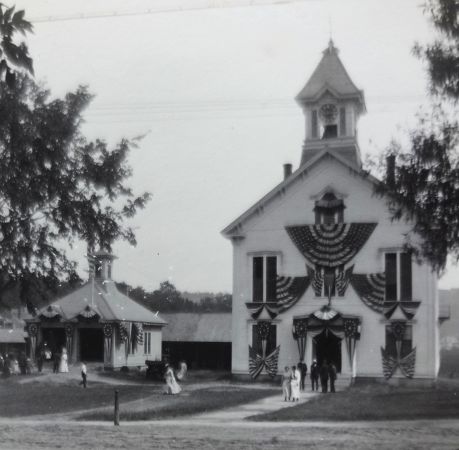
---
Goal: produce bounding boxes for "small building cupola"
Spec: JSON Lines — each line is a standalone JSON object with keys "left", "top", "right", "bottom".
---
{"left": 296, "top": 40, "right": 366, "bottom": 167}
{"left": 88, "top": 250, "right": 117, "bottom": 281}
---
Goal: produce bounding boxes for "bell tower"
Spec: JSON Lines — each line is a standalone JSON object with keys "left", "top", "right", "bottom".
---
{"left": 296, "top": 40, "right": 366, "bottom": 167}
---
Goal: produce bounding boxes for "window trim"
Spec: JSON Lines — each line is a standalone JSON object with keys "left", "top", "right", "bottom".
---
{"left": 381, "top": 249, "right": 413, "bottom": 301}
{"left": 249, "top": 252, "right": 282, "bottom": 303}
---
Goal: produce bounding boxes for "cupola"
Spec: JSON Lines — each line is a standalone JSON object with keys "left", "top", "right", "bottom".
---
{"left": 296, "top": 40, "right": 366, "bottom": 167}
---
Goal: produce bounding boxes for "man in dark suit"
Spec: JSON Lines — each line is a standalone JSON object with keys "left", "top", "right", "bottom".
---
{"left": 319, "top": 359, "right": 329, "bottom": 393}
{"left": 297, "top": 359, "right": 307, "bottom": 391}
{"left": 328, "top": 361, "right": 337, "bottom": 393}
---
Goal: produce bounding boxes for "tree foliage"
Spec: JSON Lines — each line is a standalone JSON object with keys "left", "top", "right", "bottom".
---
{"left": 116, "top": 281, "right": 232, "bottom": 313}
{"left": 0, "top": 4, "right": 33, "bottom": 86}
{"left": 0, "top": 8, "right": 150, "bottom": 308}
{"left": 376, "top": 0, "right": 459, "bottom": 272}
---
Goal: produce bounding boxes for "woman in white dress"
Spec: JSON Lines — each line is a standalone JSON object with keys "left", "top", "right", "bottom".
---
{"left": 58, "top": 348, "right": 69, "bottom": 373}
{"left": 290, "top": 365, "right": 300, "bottom": 402}
{"left": 164, "top": 363, "right": 181, "bottom": 395}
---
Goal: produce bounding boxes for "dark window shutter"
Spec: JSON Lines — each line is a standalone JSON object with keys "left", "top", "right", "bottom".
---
{"left": 311, "top": 110, "right": 318, "bottom": 138}
{"left": 266, "top": 256, "right": 277, "bottom": 301}
{"left": 339, "top": 107, "right": 346, "bottom": 136}
{"left": 385, "top": 253, "right": 397, "bottom": 301}
{"left": 253, "top": 257, "right": 264, "bottom": 302}
{"left": 267, "top": 324, "right": 277, "bottom": 355}
{"left": 252, "top": 325, "right": 262, "bottom": 354}
{"left": 400, "top": 252, "right": 412, "bottom": 300}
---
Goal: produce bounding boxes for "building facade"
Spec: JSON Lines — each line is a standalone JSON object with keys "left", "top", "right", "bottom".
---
{"left": 222, "top": 42, "right": 440, "bottom": 382}
{"left": 25, "top": 251, "right": 166, "bottom": 369}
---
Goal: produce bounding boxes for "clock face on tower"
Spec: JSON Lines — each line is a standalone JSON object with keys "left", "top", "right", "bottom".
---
{"left": 319, "top": 103, "right": 338, "bottom": 124}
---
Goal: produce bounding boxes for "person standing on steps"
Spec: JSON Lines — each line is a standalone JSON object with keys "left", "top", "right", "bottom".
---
{"left": 297, "top": 359, "right": 307, "bottom": 392}
{"left": 328, "top": 361, "right": 337, "bottom": 393}
{"left": 290, "top": 365, "right": 300, "bottom": 401}
{"left": 310, "top": 359, "right": 319, "bottom": 391}
{"left": 319, "top": 359, "right": 329, "bottom": 393}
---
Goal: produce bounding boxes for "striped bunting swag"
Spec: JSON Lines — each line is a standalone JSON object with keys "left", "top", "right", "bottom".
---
{"left": 134, "top": 322, "right": 144, "bottom": 345}
{"left": 307, "top": 265, "right": 323, "bottom": 297}
{"left": 286, "top": 223, "right": 377, "bottom": 267}
{"left": 383, "top": 301, "right": 421, "bottom": 320}
{"left": 335, "top": 265, "right": 354, "bottom": 296}
{"left": 248, "top": 345, "right": 280, "bottom": 379}
{"left": 381, "top": 347, "right": 416, "bottom": 379}
{"left": 276, "top": 275, "right": 310, "bottom": 312}
{"left": 351, "top": 273, "right": 386, "bottom": 313}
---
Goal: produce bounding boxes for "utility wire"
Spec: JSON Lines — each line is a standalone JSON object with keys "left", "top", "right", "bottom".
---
{"left": 30, "top": 0, "right": 319, "bottom": 24}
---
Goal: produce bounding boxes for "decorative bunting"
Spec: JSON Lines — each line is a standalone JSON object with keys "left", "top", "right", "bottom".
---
{"left": 276, "top": 275, "right": 310, "bottom": 311}
{"left": 307, "top": 265, "right": 323, "bottom": 297}
{"left": 292, "top": 319, "right": 307, "bottom": 362}
{"left": 381, "top": 347, "right": 416, "bottom": 379}
{"left": 133, "top": 322, "right": 144, "bottom": 345}
{"left": 64, "top": 324, "right": 73, "bottom": 361}
{"left": 286, "top": 223, "right": 377, "bottom": 267}
{"left": 336, "top": 265, "right": 354, "bottom": 296}
{"left": 103, "top": 323, "right": 113, "bottom": 338}
{"left": 312, "top": 305, "right": 339, "bottom": 321}
{"left": 39, "top": 305, "right": 62, "bottom": 320}
{"left": 77, "top": 305, "right": 100, "bottom": 320}
{"left": 343, "top": 317, "right": 360, "bottom": 368}
{"left": 245, "top": 302, "right": 281, "bottom": 320}
{"left": 383, "top": 301, "right": 421, "bottom": 320}
{"left": 249, "top": 345, "right": 280, "bottom": 379}
{"left": 118, "top": 321, "right": 130, "bottom": 343}
{"left": 351, "top": 273, "right": 386, "bottom": 313}
{"left": 103, "top": 323, "right": 114, "bottom": 364}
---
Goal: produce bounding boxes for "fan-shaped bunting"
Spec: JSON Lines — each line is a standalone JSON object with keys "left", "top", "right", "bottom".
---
{"left": 248, "top": 345, "right": 280, "bottom": 379}
{"left": 350, "top": 273, "right": 386, "bottom": 313}
{"left": 286, "top": 223, "right": 377, "bottom": 267}
{"left": 276, "top": 275, "right": 310, "bottom": 312}
{"left": 381, "top": 347, "right": 416, "bottom": 379}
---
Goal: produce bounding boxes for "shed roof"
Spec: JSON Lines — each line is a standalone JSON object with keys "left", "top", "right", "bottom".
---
{"left": 161, "top": 313, "right": 231, "bottom": 342}
{"left": 0, "top": 329, "right": 26, "bottom": 343}
{"left": 35, "top": 280, "right": 166, "bottom": 325}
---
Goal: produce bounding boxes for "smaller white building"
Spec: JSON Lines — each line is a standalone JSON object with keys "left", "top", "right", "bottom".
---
{"left": 26, "top": 251, "right": 166, "bottom": 368}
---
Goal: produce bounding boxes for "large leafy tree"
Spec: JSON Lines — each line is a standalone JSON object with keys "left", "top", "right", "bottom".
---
{"left": 0, "top": 8, "right": 150, "bottom": 309}
{"left": 376, "top": 0, "right": 459, "bottom": 273}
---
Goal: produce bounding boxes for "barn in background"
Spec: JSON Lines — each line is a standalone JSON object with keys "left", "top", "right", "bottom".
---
{"left": 161, "top": 312, "right": 231, "bottom": 370}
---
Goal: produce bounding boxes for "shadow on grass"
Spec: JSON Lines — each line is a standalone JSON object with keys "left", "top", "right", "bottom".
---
{"left": 248, "top": 382, "right": 459, "bottom": 422}
{"left": 77, "top": 386, "right": 279, "bottom": 421}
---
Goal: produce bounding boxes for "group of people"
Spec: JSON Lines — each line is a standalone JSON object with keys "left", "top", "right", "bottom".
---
{"left": 0, "top": 352, "right": 32, "bottom": 377}
{"left": 36, "top": 346, "right": 69, "bottom": 374}
{"left": 282, "top": 358, "right": 338, "bottom": 400}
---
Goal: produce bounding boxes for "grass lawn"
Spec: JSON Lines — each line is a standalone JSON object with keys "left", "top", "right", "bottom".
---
{"left": 78, "top": 386, "right": 278, "bottom": 421}
{"left": 250, "top": 383, "right": 459, "bottom": 421}
{"left": 0, "top": 379, "right": 157, "bottom": 417}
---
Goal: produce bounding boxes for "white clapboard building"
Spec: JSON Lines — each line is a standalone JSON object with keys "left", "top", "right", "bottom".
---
{"left": 222, "top": 41, "right": 441, "bottom": 383}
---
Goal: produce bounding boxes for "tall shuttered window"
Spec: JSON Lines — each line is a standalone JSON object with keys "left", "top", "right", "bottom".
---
{"left": 385, "top": 252, "right": 412, "bottom": 301}
{"left": 144, "top": 332, "right": 151, "bottom": 355}
{"left": 252, "top": 255, "right": 278, "bottom": 302}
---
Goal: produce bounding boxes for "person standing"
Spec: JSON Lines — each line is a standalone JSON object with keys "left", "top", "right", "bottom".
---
{"left": 164, "top": 363, "right": 181, "bottom": 395}
{"left": 310, "top": 359, "right": 319, "bottom": 391}
{"left": 328, "top": 361, "right": 337, "bottom": 393}
{"left": 281, "top": 366, "right": 291, "bottom": 401}
{"left": 290, "top": 365, "right": 300, "bottom": 401}
{"left": 58, "top": 348, "right": 69, "bottom": 373}
{"left": 80, "top": 362, "right": 87, "bottom": 388}
{"left": 53, "top": 351, "right": 60, "bottom": 373}
{"left": 297, "top": 360, "right": 307, "bottom": 391}
{"left": 319, "top": 359, "right": 329, "bottom": 393}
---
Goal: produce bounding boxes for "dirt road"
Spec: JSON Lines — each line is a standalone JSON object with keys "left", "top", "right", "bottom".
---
{"left": 1, "top": 419, "right": 459, "bottom": 449}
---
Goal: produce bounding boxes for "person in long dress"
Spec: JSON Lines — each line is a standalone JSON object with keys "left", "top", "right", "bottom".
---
{"left": 58, "top": 348, "right": 69, "bottom": 373}
{"left": 164, "top": 363, "right": 181, "bottom": 395}
{"left": 281, "top": 366, "right": 291, "bottom": 401}
{"left": 290, "top": 365, "right": 300, "bottom": 402}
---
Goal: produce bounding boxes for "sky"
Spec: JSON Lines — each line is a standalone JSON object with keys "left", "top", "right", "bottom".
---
{"left": 13, "top": 0, "right": 459, "bottom": 292}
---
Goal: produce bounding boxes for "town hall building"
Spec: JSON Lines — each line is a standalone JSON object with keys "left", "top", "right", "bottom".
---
{"left": 222, "top": 41, "right": 440, "bottom": 382}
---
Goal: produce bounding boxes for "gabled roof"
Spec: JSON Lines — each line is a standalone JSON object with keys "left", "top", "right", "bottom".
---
{"left": 296, "top": 40, "right": 365, "bottom": 109}
{"left": 161, "top": 312, "right": 231, "bottom": 342}
{"left": 221, "top": 149, "right": 381, "bottom": 237}
{"left": 34, "top": 280, "right": 166, "bottom": 325}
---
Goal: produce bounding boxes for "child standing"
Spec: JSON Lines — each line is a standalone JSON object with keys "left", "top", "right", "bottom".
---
{"left": 80, "top": 362, "right": 87, "bottom": 388}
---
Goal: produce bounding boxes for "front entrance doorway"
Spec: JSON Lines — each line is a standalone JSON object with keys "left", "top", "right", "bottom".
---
{"left": 313, "top": 329, "right": 341, "bottom": 373}
{"left": 42, "top": 327, "right": 66, "bottom": 355}
{"left": 79, "top": 328, "right": 104, "bottom": 361}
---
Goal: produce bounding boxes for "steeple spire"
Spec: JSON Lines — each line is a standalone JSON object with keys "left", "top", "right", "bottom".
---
{"left": 296, "top": 42, "right": 366, "bottom": 167}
